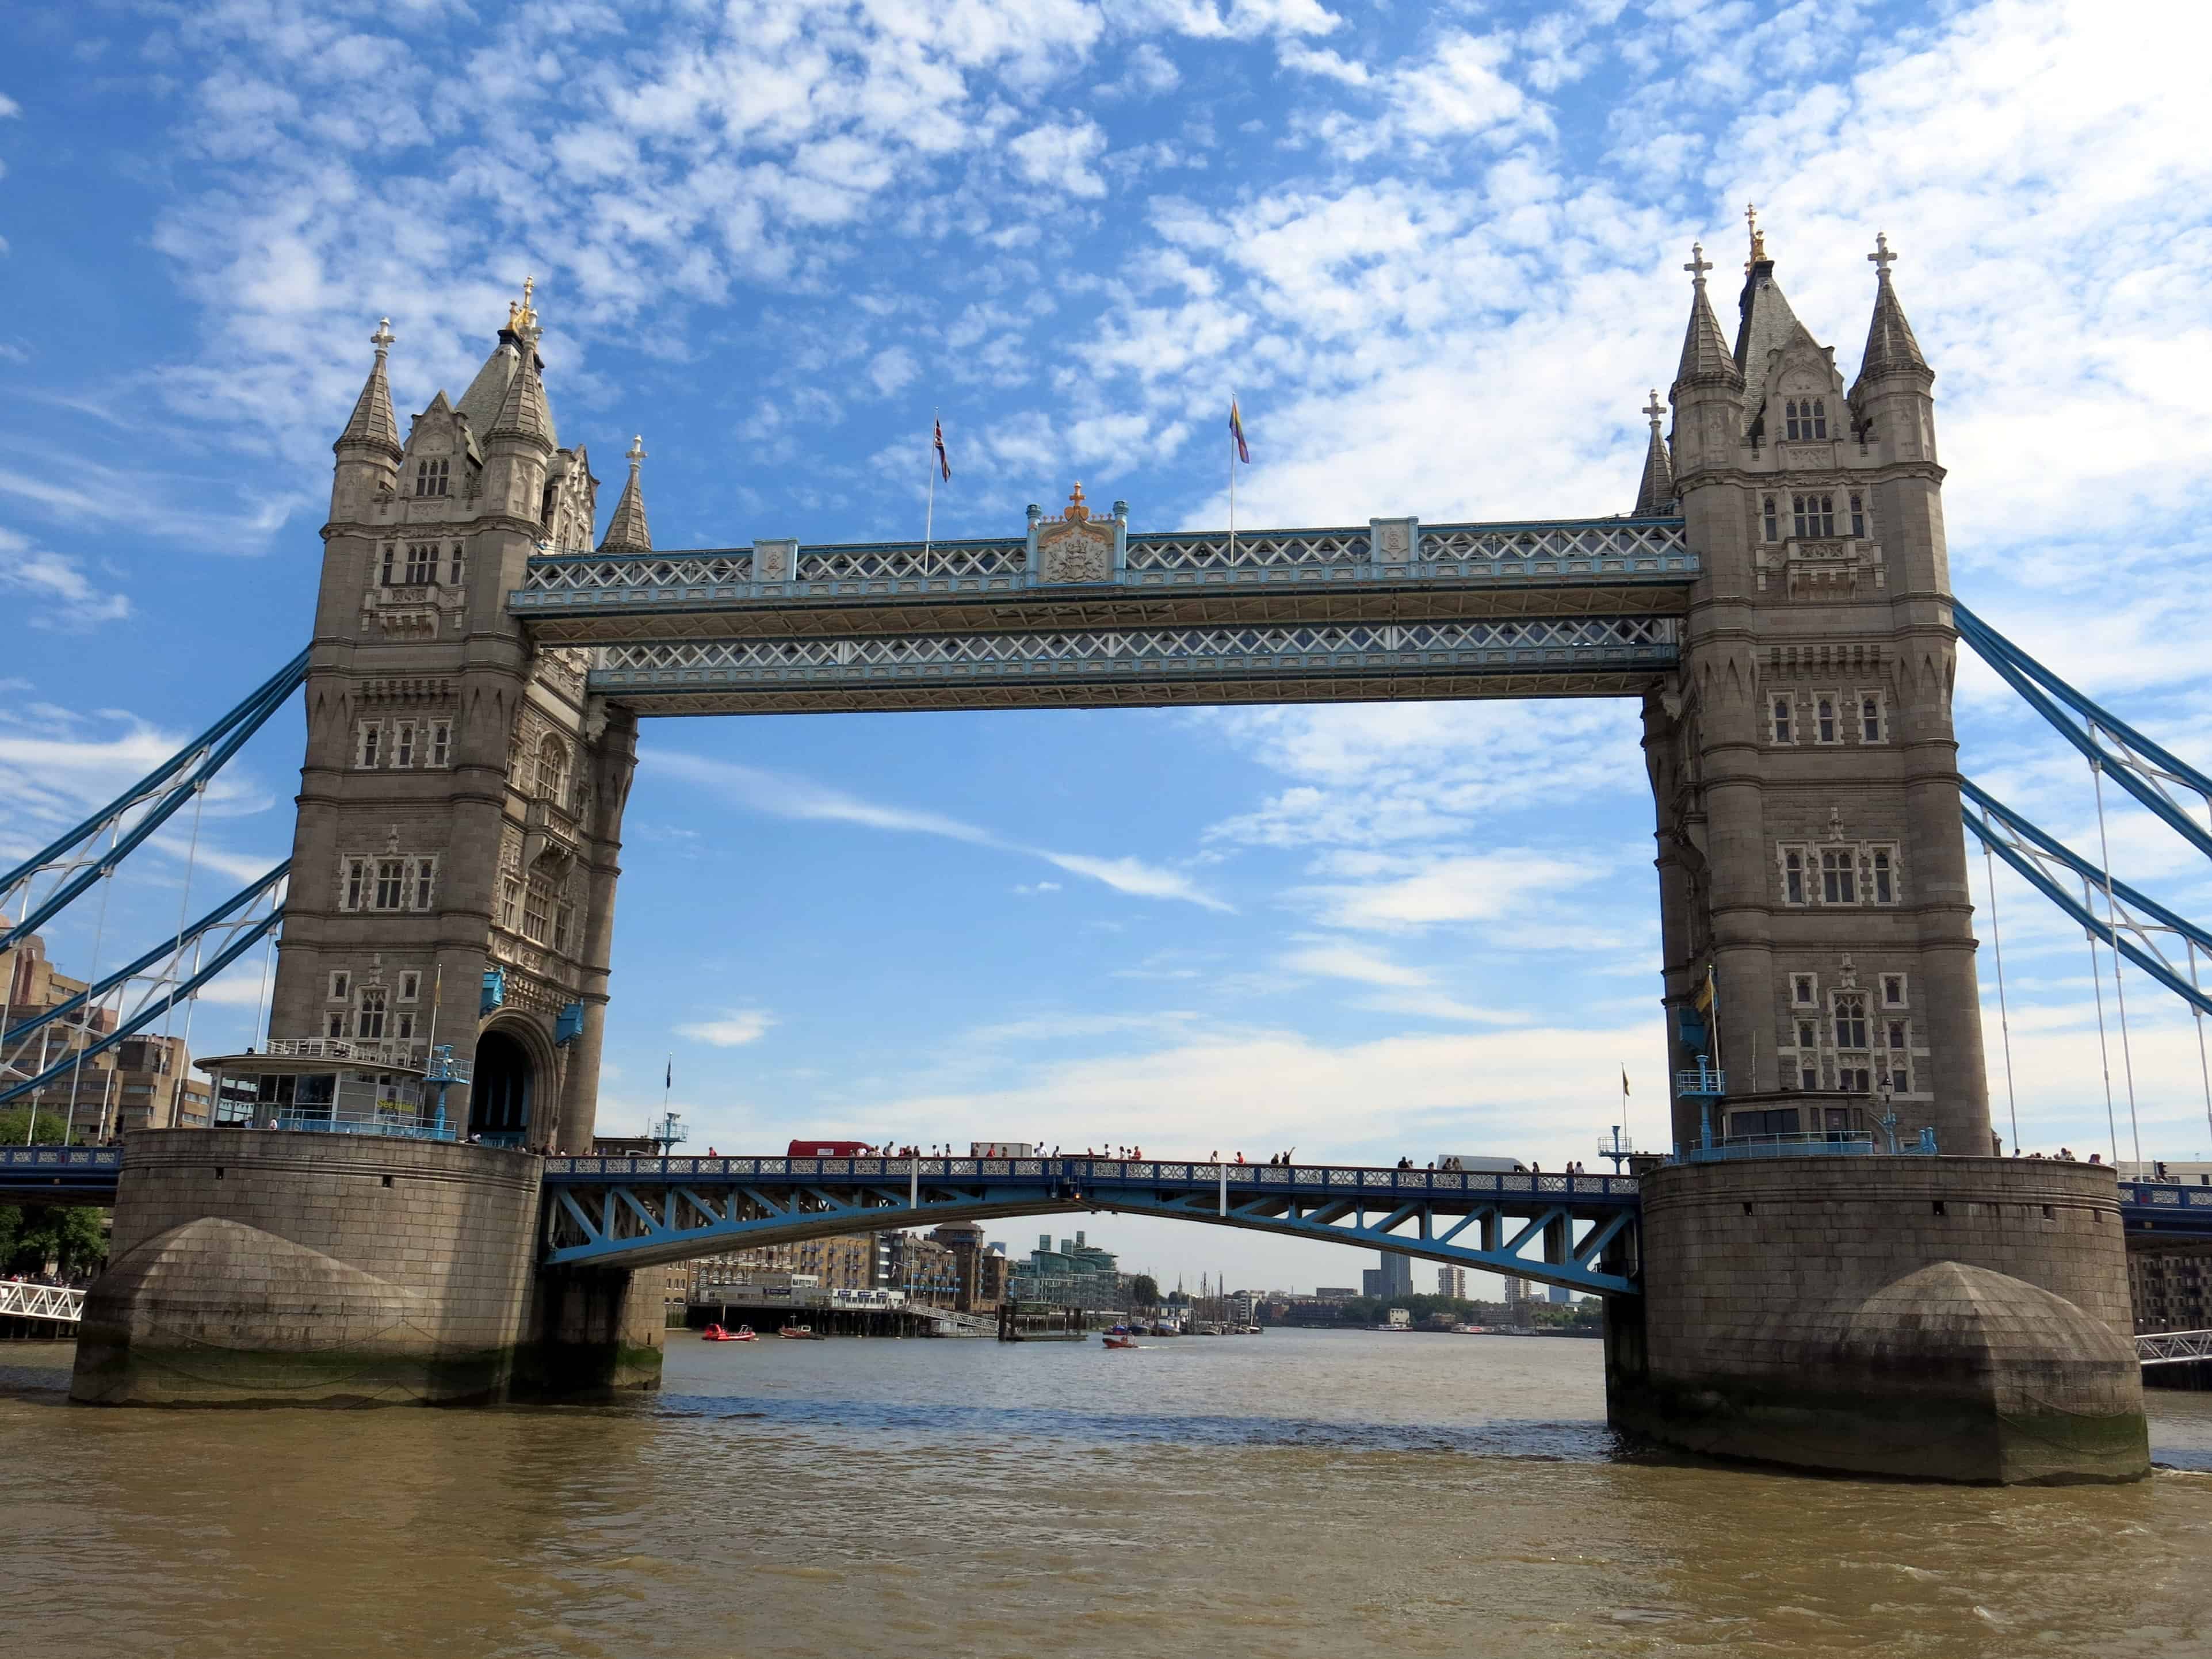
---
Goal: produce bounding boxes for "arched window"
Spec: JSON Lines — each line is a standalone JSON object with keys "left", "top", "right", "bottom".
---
{"left": 1817, "top": 698, "right": 1836, "bottom": 743}
{"left": 1833, "top": 994, "right": 1868, "bottom": 1050}
{"left": 1763, "top": 496, "right": 1779, "bottom": 541}
{"left": 1860, "top": 696, "right": 1881, "bottom": 742}
{"left": 1793, "top": 494, "right": 1837, "bottom": 538}
{"left": 1783, "top": 850, "right": 1804, "bottom": 904}
{"left": 356, "top": 987, "right": 388, "bottom": 1040}
{"left": 1810, "top": 398, "right": 1827, "bottom": 438}
{"left": 414, "top": 459, "right": 448, "bottom": 498}
{"left": 1872, "top": 850, "right": 1894, "bottom": 903}
{"left": 1772, "top": 697, "right": 1792, "bottom": 743}
{"left": 1821, "top": 849, "right": 1855, "bottom": 904}
{"left": 1849, "top": 492, "right": 1866, "bottom": 538}
{"left": 535, "top": 736, "right": 568, "bottom": 804}
{"left": 1784, "top": 399, "right": 1800, "bottom": 441}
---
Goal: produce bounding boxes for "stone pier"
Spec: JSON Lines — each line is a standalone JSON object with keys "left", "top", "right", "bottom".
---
{"left": 1607, "top": 1156, "right": 2149, "bottom": 1484}
{"left": 70, "top": 1129, "right": 663, "bottom": 1407}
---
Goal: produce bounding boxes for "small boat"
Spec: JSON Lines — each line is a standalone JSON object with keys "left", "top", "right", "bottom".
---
{"left": 778, "top": 1323, "right": 825, "bottom": 1340}
{"left": 701, "top": 1322, "right": 742, "bottom": 1342}
{"left": 729, "top": 1323, "right": 758, "bottom": 1341}
{"left": 1102, "top": 1334, "right": 1138, "bottom": 1349}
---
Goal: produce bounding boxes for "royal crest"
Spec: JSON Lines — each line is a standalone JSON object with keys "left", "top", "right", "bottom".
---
{"left": 1037, "top": 483, "right": 1115, "bottom": 584}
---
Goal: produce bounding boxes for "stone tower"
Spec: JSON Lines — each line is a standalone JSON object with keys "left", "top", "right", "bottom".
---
{"left": 1643, "top": 220, "right": 1992, "bottom": 1155}
{"left": 263, "top": 287, "right": 642, "bottom": 1151}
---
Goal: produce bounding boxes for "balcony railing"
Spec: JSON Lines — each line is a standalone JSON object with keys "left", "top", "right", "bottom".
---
{"left": 262, "top": 1037, "right": 427, "bottom": 1069}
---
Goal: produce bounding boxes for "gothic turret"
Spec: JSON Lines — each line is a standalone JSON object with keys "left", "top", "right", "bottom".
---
{"left": 1849, "top": 233, "right": 1938, "bottom": 469}
{"left": 1732, "top": 207, "right": 1845, "bottom": 449}
{"left": 1852, "top": 232, "right": 1932, "bottom": 389}
{"left": 597, "top": 436, "right": 653, "bottom": 554}
{"left": 331, "top": 319, "right": 402, "bottom": 518}
{"left": 1669, "top": 243, "right": 1742, "bottom": 476}
{"left": 1632, "top": 389, "right": 1675, "bottom": 517}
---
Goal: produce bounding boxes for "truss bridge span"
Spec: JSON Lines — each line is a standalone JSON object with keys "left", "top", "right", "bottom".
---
{"left": 545, "top": 1153, "right": 1645, "bottom": 1297}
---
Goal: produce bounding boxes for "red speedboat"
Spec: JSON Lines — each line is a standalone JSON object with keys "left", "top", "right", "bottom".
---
{"left": 1102, "top": 1334, "right": 1138, "bottom": 1350}
{"left": 702, "top": 1322, "right": 758, "bottom": 1342}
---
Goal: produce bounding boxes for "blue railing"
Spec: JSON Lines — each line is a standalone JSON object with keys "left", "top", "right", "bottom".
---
{"left": 272, "top": 1111, "right": 455, "bottom": 1142}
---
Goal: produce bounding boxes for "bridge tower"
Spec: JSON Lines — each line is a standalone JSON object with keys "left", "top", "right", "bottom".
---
{"left": 263, "top": 291, "right": 641, "bottom": 1151}
{"left": 1646, "top": 221, "right": 1991, "bottom": 1156}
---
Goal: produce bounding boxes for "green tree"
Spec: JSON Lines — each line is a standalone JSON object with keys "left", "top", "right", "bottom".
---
{"left": 1129, "top": 1274, "right": 1160, "bottom": 1309}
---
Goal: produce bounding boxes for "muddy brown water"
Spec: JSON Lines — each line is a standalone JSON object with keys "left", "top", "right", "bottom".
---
{"left": 3, "top": 1328, "right": 2210, "bottom": 1657}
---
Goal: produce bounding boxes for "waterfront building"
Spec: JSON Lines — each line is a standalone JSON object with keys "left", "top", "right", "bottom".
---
{"left": 1008, "top": 1228, "right": 1122, "bottom": 1306}
{"left": 1361, "top": 1253, "right": 1413, "bottom": 1301}
{"left": 2129, "top": 1245, "right": 2212, "bottom": 1335}
{"left": 927, "top": 1221, "right": 1010, "bottom": 1312}
{"left": 1503, "top": 1277, "right": 1529, "bottom": 1306}
{"left": 1314, "top": 1286, "right": 1357, "bottom": 1301}
{"left": 889, "top": 1230, "right": 960, "bottom": 1307}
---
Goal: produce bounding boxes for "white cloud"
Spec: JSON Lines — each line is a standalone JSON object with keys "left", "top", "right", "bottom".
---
{"left": 0, "top": 527, "right": 130, "bottom": 629}
{"left": 677, "top": 1009, "right": 777, "bottom": 1048}
{"left": 1007, "top": 118, "right": 1109, "bottom": 197}
{"left": 868, "top": 345, "right": 918, "bottom": 396}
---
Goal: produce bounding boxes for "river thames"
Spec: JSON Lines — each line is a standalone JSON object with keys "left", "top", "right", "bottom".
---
{"left": 4, "top": 1328, "right": 2210, "bottom": 1656}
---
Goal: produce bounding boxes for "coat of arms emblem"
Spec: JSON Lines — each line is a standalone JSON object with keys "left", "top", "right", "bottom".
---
{"left": 1037, "top": 483, "right": 1115, "bottom": 583}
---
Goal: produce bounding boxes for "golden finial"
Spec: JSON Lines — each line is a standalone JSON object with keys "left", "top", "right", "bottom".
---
{"left": 1745, "top": 201, "right": 1766, "bottom": 265}
{"left": 1061, "top": 481, "right": 1090, "bottom": 522}
{"left": 507, "top": 274, "right": 539, "bottom": 336}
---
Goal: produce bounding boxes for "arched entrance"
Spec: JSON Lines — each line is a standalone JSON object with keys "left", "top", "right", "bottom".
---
{"left": 469, "top": 1030, "right": 534, "bottom": 1145}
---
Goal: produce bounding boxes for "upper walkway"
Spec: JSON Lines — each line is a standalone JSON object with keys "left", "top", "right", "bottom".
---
{"left": 507, "top": 513, "right": 1695, "bottom": 714}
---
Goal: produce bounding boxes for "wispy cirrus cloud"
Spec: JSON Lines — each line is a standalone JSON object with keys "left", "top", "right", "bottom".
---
{"left": 645, "top": 751, "right": 1231, "bottom": 911}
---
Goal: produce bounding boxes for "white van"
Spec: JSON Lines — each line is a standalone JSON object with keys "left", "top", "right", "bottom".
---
{"left": 970, "top": 1141, "right": 1036, "bottom": 1158}
{"left": 1435, "top": 1155, "right": 1529, "bottom": 1173}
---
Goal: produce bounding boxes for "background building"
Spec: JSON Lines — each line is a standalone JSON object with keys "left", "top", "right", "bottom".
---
{"left": 1009, "top": 1229, "right": 1122, "bottom": 1306}
{"left": 1437, "top": 1266, "right": 1468, "bottom": 1300}
{"left": 1361, "top": 1252, "right": 1413, "bottom": 1300}
{"left": 3, "top": 923, "right": 208, "bottom": 1137}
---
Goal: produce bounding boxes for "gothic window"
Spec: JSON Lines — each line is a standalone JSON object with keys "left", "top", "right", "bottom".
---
{"left": 1785, "top": 398, "right": 1829, "bottom": 441}
{"left": 414, "top": 458, "right": 449, "bottom": 498}
{"left": 1885, "top": 1018, "right": 1908, "bottom": 1052}
{"left": 1784, "top": 850, "right": 1805, "bottom": 904}
{"left": 535, "top": 735, "right": 569, "bottom": 804}
{"left": 373, "top": 859, "right": 406, "bottom": 911}
{"left": 499, "top": 878, "right": 522, "bottom": 931}
{"left": 1797, "top": 1019, "right": 1816, "bottom": 1049}
{"left": 395, "top": 1011, "right": 415, "bottom": 1041}
{"left": 1801, "top": 1062, "right": 1818, "bottom": 1090}
{"left": 1850, "top": 492, "right": 1866, "bottom": 538}
{"left": 1872, "top": 850, "right": 1894, "bottom": 904}
{"left": 326, "top": 1011, "right": 346, "bottom": 1039}
{"left": 1838, "top": 1065, "right": 1871, "bottom": 1092}
{"left": 1882, "top": 974, "right": 1907, "bottom": 1007}
{"left": 403, "top": 544, "right": 437, "bottom": 584}
{"left": 1772, "top": 697, "right": 1793, "bottom": 744}
{"left": 554, "top": 898, "right": 574, "bottom": 953}
{"left": 1793, "top": 494, "right": 1836, "bottom": 538}
{"left": 356, "top": 988, "right": 388, "bottom": 1040}
{"left": 379, "top": 545, "right": 395, "bottom": 586}
{"left": 449, "top": 546, "right": 465, "bottom": 586}
{"left": 356, "top": 723, "right": 382, "bottom": 769}
{"left": 328, "top": 970, "right": 350, "bottom": 1002}
{"left": 411, "top": 858, "right": 436, "bottom": 911}
{"left": 1763, "top": 496, "right": 1779, "bottom": 541}
{"left": 429, "top": 720, "right": 452, "bottom": 768}
{"left": 398, "top": 972, "right": 420, "bottom": 1003}
{"left": 1793, "top": 974, "right": 1816, "bottom": 1005}
{"left": 343, "top": 858, "right": 368, "bottom": 911}
{"left": 1821, "top": 849, "right": 1856, "bottom": 904}
{"left": 1834, "top": 993, "right": 1869, "bottom": 1050}
{"left": 523, "top": 873, "right": 555, "bottom": 942}
{"left": 1860, "top": 694, "right": 1884, "bottom": 743}
{"left": 394, "top": 721, "right": 415, "bottom": 769}
{"left": 1817, "top": 697, "right": 1837, "bottom": 743}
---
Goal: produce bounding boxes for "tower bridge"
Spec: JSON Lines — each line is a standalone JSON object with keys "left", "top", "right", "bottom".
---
{"left": 6, "top": 226, "right": 2200, "bottom": 1484}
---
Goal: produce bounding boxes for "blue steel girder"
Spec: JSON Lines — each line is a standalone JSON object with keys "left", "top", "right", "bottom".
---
{"left": 539, "top": 1156, "right": 1644, "bottom": 1297}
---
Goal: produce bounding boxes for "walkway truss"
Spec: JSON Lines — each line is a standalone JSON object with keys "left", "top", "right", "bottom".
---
{"left": 540, "top": 1156, "right": 1645, "bottom": 1298}
{"left": 0, "top": 1280, "right": 85, "bottom": 1328}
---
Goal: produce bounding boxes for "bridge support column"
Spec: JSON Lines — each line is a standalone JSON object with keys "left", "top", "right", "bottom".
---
{"left": 1609, "top": 1157, "right": 2148, "bottom": 1484}
{"left": 67, "top": 1129, "right": 614, "bottom": 1407}
{"left": 511, "top": 1265, "right": 664, "bottom": 1399}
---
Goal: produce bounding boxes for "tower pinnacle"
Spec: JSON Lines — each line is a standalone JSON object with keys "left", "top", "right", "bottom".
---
{"left": 1633, "top": 387, "right": 1675, "bottom": 517}
{"left": 1674, "top": 243, "right": 1741, "bottom": 392}
{"left": 335, "top": 316, "right": 402, "bottom": 458}
{"left": 1855, "top": 231, "right": 1931, "bottom": 386}
{"left": 598, "top": 433, "right": 654, "bottom": 553}
{"left": 1745, "top": 201, "right": 1766, "bottom": 267}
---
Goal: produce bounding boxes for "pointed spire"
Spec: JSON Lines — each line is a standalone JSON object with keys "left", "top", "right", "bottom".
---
{"left": 1856, "top": 232, "right": 1931, "bottom": 385}
{"left": 597, "top": 435, "right": 653, "bottom": 553}
{"left": 1674, "top": 243, "right": 1743, "bottom": 392}
{"left": 488, "top": 330, "right": 553, "bottom": 447}
{"left": 1633, "top": 389, "right": 1675, "bottom": 516}
{"left": 335, "top": 318, "right": 402, "bottom": 459}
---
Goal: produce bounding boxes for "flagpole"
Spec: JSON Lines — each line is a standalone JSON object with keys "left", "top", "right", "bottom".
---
{"left": 924, "top": 408, "right": 937, "bottom": 562}
{"left": 1228, "top": 391, "right": 1237, "bottom": 563}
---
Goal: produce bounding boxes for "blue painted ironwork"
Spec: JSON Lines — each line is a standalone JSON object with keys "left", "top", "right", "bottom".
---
{"left": 1955, "top": 602, "right": 2212, "bottom": 865}
{"left": 1679, "top": 1132, "right": 1883, "bottom": 1162}
{"left": 510, "top": 517, "right": 1695, "bottom": 618}
{"left": 272, "top": 1109, "right": 455, "bottom": 1141}
{"left": 554, "top": 1001, "right": 584, "bottom": 1046}
{"left": 1962, "top": 782, "right": 2212, "bottom": 1021}
{"left": 0, "top": 1145, "right": 123, "bottom": 1202}
{"left": 0, "top": 651, "right": 306, "bottom": 955}
{"left": 0, "top": 904, "right": 286, "bottom": 1108}
{"left": 586, "top": 617, "right": 1680, "bottom": 704}
{"left": 538, "top": 1155, "right": 1644, "bottom": 1297}
{"left": 1675, "top": 1063, "right": 1725, "bottom": 1097}
{"left": 481, "top": 967, "right": 505, "bottom": 1015}
{"left": 2119, "top": 1178, "right": 2212, "bottom": 1237}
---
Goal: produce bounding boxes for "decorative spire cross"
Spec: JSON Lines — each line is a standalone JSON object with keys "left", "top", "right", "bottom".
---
{"left": 1642, "top": 388, "right": 1665, "bottom": 430}
{"left": 507, "top": 274, "right": 540, "bottom": 338}
{"left": 1683, "top": 243, "right": 1713, "bottom": 286}
{"left": 626, "top": 434, "right": 646, "bottom": 471}
{"left": 370, "top": 317, "right": 395, "bottom": 357}
{"left": 1869, "top": 231, "right": 1898, "bottom": 281}
{"left": 1745, "top": 201, "right": 1766, "bottom": 263}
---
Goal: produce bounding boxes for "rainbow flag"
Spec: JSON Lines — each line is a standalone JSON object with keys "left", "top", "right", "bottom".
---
{"left": 1229, "top": 399, "right": 1250, "bottom": 464}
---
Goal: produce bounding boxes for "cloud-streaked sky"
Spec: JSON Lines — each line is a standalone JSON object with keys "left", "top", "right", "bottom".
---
{"left": 5, "top": 0, "right": 2212, "bottom": 1293}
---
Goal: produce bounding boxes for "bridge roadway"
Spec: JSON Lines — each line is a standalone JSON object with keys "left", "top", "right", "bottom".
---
{"left": 12, "top": 1145, "right": 2212, "bottom": 1301}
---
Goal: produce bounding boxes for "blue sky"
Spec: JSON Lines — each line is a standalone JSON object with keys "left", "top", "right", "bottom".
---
{"left": 5, "top": 0, "right": 2212, "bottom": 1292}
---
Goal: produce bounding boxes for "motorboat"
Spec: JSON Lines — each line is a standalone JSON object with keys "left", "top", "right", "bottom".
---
{"left": 777, "top": 1323, "right": 825, "bottom": 1340}
{"left": 702, "top": 1322, "right": 759, "bottom": 1342}
{"left": 1102, "top": 1333, "right": 1139, "bottom": 1350}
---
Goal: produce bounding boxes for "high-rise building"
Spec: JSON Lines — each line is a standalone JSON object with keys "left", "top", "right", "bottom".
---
{"left": 1437, "top": 1266, "right": 1468, "bottom": 1300}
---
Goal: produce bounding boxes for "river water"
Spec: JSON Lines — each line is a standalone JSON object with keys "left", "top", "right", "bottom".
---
{"left": 4, "top": 1328, "right": 2211, "bottom": 1657}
